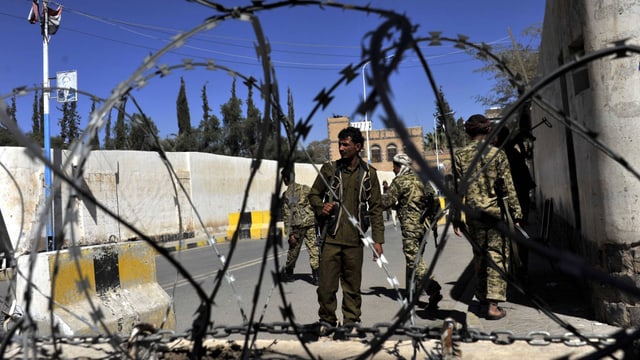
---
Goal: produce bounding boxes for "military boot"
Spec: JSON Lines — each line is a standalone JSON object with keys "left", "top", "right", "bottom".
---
{"left": 282, "top": 267, "right": 294, "bottom": 282}
{"left": 425, "top": 279, "right": 443, "bottom": 310}
{"left": 311, "top": 268, "right": 319, "bottom": 286}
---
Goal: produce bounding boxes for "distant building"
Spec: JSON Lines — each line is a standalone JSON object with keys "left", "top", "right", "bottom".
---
{"left": 327, "top": 116, "right": 424, "bottom": 172}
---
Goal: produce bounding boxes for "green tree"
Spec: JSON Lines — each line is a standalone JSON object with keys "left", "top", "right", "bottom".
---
{"left": 197, "top": 83, "right": 222, "bottom": 153}
{"left": 176, "top": 77, "right": 191, "bottom": 136}
{"left": 306, "top": 139, "right": 330, "bottom": 164}
{"left": 430, "top": 88, "right": 466, "bottom": 151}
{"left": 104, "top": 108, "right": 113, "bottom": 150}
{"left": 244, "top": 85, "right": 261, "bottom": 157}
{"left": 31, "top": 89, "right": 43, "bottom": 145}
{"left": 88, "top": 100, "right": 100, "bottom": 149}
{"left": 129, "top": 113, "right": 159, "bottom": 151}
{"left": 39, "top": 93, "right": 44, "bottom": 144}
{"left": 67, "top": 101, "right": 81, "bottom": 143}
{"left": 8, "top": 92, "right": 17, "bottom": 123}
{"left": 58, "top": 102, "right": 69, "bottom": 148}
{"left": 473, "top": 25, "right": 540, "bottom": 108}
{"left": 0, "top": 94, "right": 19, "bottom": 146}
{"left": 220, "top": 79, "right": 244, "bottom": 156}
{"left": 175, "top": 132, "right": 197, "bottom": 152}
{"left": 113, "top": 97, "right": 129, "bottom": 150}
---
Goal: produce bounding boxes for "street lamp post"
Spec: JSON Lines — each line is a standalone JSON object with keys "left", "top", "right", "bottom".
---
{"left": 362, "top": 61, "right": 371, "bottom": 164}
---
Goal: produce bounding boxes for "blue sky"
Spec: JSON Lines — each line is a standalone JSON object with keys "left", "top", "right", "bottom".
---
{"left": 1, "top": 0, "right": 544, "bottom": 146}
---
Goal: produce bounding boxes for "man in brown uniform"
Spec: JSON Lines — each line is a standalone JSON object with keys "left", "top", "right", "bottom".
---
{"left": 308, "top": 126, "right": 384, "bottom": 335}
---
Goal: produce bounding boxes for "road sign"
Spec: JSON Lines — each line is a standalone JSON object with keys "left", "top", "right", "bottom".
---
{"left": 350, "top": 121, "right": 371, "bottom": 131}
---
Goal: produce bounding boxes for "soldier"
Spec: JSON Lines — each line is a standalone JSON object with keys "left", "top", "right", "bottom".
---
{"left": 382, "top": 153, "right": 442, "bottom": 309}
{"left": 308, "top": 126, "right": 384, "bottom": 336}
{"left": 453, "top": 114, "right": 522, "bottom": 320}
{"left": 281, "top": 166, "right": 320, "bottom": 285}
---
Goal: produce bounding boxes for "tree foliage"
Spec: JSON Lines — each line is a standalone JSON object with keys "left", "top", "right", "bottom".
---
{"left": 473, "top": 25, "right": 541, "bottom": 108}
{"left": 306, "top": 139, "right": 330, "bottom": 164}
{"left": 88, "top": 100, "right": 100, "bottom": 149}
{"left": 10, "top": 76, "right": 334, "bottom": 162}
{"left": 427, "top": 88, "right": 467, "bottom": 151}
{"left": 113, "top": 97, "right": 129, "bottom": 150}
{"left": 244, "top": 85, "right": 261, "bottom": 158}
{"left": 129, "top": 113, "right": 159, "bottom": 151}
{"left": 176, "top": 77, "right": 191, "bottom": 136}
{"left": 196, "top": 83, "right": 222, "bottom": 153}
{"left": 30, "top": 89, "right": 43, "bottom": 145}
{"left": 104, "top": 108, "right": 113, "bottom": 150}
{"left": 220, "top": 79, "right": 244, "bottom": 157}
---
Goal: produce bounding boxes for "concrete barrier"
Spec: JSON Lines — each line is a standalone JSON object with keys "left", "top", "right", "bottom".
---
{"left": 226, "top": 210, "right": 284, "bottom": 241}
{"left": 15, "top": 241, "right": 175, "bottom": 336}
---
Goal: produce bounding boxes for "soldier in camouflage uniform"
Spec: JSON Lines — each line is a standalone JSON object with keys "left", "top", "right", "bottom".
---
{"left": 281, "top": 167, "right": 320, "bottom": 285}
{"left": 453, "top": 114, "right": 522, "bottom": 320}
{"left": 382, "top": 153, "right": 442, "bottom": 310}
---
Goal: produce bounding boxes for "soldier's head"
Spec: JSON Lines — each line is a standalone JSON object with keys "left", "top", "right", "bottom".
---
{"left": 337, "top": 127, "right": 364, "bottom": 161}
{"left": 392, "top": 153, "right": 412, "bottom": 176}
{"left": 281, "top": 166, "right": 294, "bottom": 185}
{"left": 464, "top": 114, "right": 491, "bottom": 138}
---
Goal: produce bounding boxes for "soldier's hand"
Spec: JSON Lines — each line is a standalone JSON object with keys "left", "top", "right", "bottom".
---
{"left": 321, "top": 202, "right": 336, "bottom": 216}
{"left": 288, "top": 235, "right": 298, "bottom": 248}
{"left": 372, "top": 243, "right": 383, "bottom": 261}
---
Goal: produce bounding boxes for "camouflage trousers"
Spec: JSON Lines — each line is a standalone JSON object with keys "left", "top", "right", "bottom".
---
{"left": 467, "top": 221, "right": 510, "bottom": 302}
{"left": 401, "top": 226, "right": 428, "bottom": 292}
{"left": 285, "top": 226, "right": 320, "bottom": 271}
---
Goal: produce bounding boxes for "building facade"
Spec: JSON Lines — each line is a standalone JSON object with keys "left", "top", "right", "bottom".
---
{"left": 534, "top": 0, "right": 640, "bottom": 326}
{"left": 327, "top": 116, "right": 424, "bottom": 172}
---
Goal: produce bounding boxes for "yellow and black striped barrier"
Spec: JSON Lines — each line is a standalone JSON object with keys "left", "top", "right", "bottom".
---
{"left": 16, "top": 241, "right": 175, "bottom": 336}
{"left": 226, "top": 210, "right": 284, "bottom": 241}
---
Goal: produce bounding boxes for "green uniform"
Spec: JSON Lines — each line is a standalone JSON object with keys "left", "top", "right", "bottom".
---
{"left": 381, "top": 169, "right": 436, "bottom": 292}
{"left": 282, "top": 182, "right": 319, "bottom": 271}
{"left": 454, "top": 139, "right": 522, "bottom": 302}
{"left": 308, "top": 159, "right": 384, "bottom": 325}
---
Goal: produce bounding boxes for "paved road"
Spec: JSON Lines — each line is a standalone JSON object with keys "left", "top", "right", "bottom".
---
{"left": 1, "top": 209, "right": 627, "bottom": 359}
{"left": 156, "top": 209, "right": 623, "bottom": 346}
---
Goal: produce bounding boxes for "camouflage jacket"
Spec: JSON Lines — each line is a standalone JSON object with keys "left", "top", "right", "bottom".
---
{"left": 282, "top": 182, "right": 316, "bottom": 234}
{"left": 381, "top": 169, "right": 436, "bottom": 229}
{"left": 454, "top": 139, "right": 522, "bottom": 221}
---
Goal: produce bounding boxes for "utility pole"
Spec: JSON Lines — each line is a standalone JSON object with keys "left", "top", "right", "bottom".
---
{"left": 41, "top": 0, "right": 54, "bottom": 251}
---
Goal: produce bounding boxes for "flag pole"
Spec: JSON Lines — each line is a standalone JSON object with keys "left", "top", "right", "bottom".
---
{"left": 42, "top": 0, "right": 54, "bottom": 251}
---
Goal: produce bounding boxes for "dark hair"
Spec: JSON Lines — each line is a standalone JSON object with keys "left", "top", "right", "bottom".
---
{"left": 464, "top": 114, "right": 491, "bottom": 136}
{"left": 338, "top": 126, "right": 365, "bottom": 146}
{"left": 281, "top": 166, "right": 294, "bottom": 181}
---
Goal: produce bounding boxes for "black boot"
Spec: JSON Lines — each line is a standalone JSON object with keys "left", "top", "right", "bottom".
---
{"left": 425, "top": 279, "right": 442, "bottom": 310}
{"left": 282, "top": 267, "right": 294, "bottom": 282}
{"left": 311, "top": 268, "right": 319, "bottom": 286}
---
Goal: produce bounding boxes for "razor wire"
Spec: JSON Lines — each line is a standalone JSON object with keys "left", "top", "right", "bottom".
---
{"left": 0, "top": 1, "right": 638, "bottom": 359}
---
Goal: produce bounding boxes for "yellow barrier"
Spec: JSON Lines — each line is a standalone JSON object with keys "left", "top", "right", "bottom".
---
{"left": 16, "top": 242, "right": 175, "bottom": 336}
{"left": 226, "top": 210, "right": 284, "bottom": 241}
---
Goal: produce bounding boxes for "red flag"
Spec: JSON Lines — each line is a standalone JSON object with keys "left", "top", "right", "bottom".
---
{"left": 46, "top": 5, "right": 62, "bottom": 35}
{"left": 27, "top": 0, "right": 38, "bottom": 24}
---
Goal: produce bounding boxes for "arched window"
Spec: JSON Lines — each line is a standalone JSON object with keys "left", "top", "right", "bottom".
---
{"left": 370, "top": 145, "right": 382, "bottom": 163}
{"left": 386, "top": 144, "right": 398, "bottom": 161}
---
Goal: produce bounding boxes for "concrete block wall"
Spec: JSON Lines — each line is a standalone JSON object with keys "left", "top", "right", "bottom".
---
{"left": 0, "top": 147, "right": 394, "bottom": 254}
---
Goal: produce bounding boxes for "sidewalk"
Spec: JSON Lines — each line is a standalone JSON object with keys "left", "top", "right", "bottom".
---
{"left": 431, "top": 207, "right": 621, "bottom": 339}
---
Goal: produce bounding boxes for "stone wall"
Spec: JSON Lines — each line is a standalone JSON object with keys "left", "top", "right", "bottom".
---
{"left": 535, "top": 0, "right": 640, "bottom": 326}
